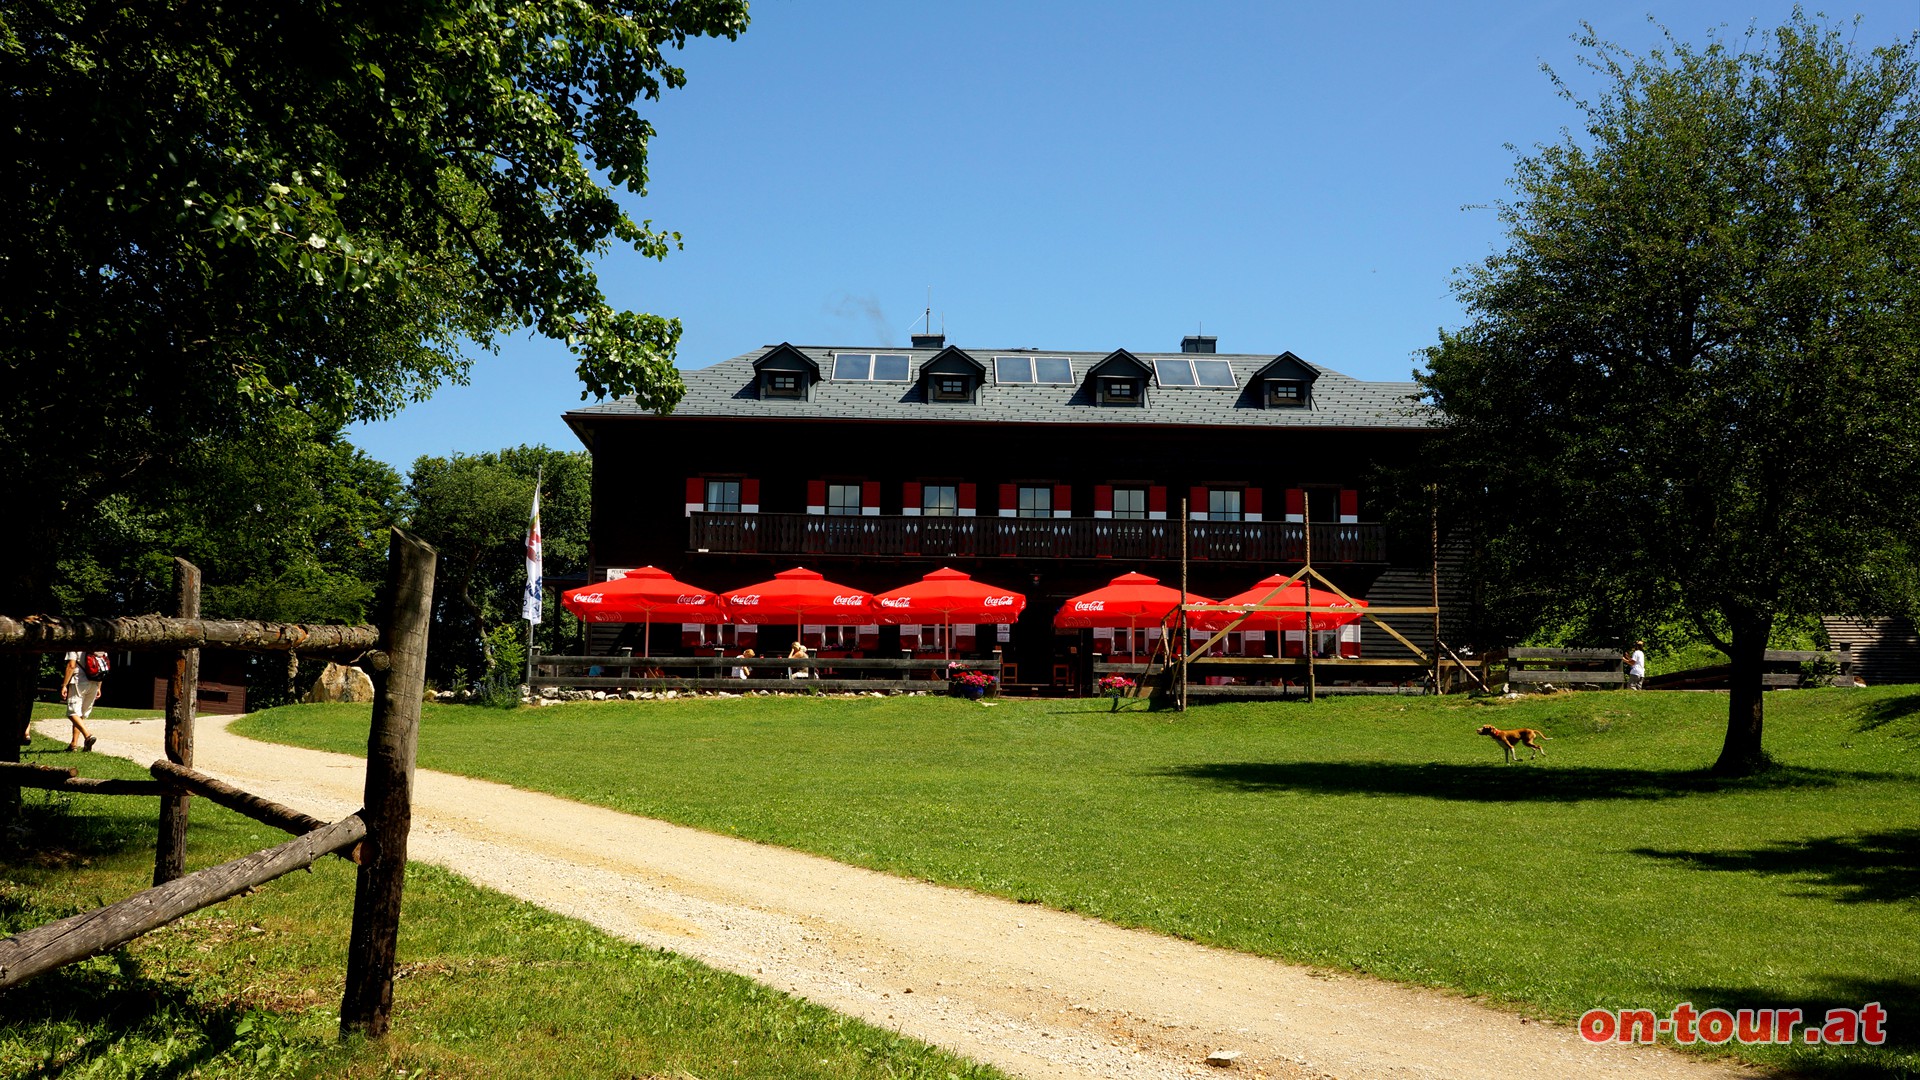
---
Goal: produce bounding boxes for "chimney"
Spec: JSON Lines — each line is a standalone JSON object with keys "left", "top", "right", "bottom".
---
{"left": 911, "top": 333, "right": 945, "bottom": 349}
{"left": 1180, "top": 335, "right": 1217, "bottom": 354}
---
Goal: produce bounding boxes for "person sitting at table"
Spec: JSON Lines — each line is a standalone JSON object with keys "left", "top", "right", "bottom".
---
{"left": 730, "top": 649, "right": 755, "bottom": 679}
{"left": 787, "top": 640, "right": 810, "bottom": 678}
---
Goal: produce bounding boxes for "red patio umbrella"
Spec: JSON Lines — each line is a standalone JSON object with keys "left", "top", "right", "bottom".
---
{"left": 1052, "top": 571, "right": 1214, "bottom": 658}
{"left": 1198, "top": 575, "right": 1368, "bottom": 633}
{"left": 561, "top": 566, "right": 725, "bottom": 657}
{"left": 720, "top": 568, "right": 877, "bottom": 650}
{"left": 874, "top": 567, "right": 1027, "bottom": 661}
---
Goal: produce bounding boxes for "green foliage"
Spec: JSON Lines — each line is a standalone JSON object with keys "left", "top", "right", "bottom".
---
{"left": 403, "top": 446, "right": 589, "bottom": 686}
{"left": 476, "top": 624, "right": 525, "bottom": 708}
{"left": 0, "top": 0, "right": 747, "bottom": 612}
{"left": 1418, "top": 12, "right": 1920, "bottom": 769}
{"left": 242, "top": 691, "right": 1920, "bottom": 1077}
{"left": 2, "top": 742, "right": 1005, "bottom": 1079}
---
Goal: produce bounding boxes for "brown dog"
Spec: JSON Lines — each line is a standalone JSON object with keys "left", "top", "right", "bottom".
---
{"left": 1478, "top": 724, "right": 1548, "bottom": 763}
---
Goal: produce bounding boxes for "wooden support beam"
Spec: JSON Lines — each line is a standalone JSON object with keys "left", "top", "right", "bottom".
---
{"left": 156, "top": 558, "right": 199, "bottom": 885}
{"left": 0, "top": 812, "right": 366, "bottom": 990}
{"left": 0, "top": 614, "right": 382, "bottom": 660}
{"left": 148, "top": 762, "right": 358, "bottom": 864}
{"left": 0, "top": 761, "right": 173, "bottom": 795}
{"left": 1438, "top": 640, "right": 1492, "bottom": 694}
{"left": 342, "top": 528, "right": 436, "bottom": 1039}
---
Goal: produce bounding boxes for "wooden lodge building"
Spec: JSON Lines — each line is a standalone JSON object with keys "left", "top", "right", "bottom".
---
{"left": 563, "top": 334, "right": 1450, "bottom": 689}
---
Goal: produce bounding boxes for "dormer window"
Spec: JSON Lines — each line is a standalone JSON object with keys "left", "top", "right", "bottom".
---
{"left": 1098, "top": 378, "right": 1142, "bottom": 406}
{"left": 932, "top": 376, "right": 971, "bottom": 402}
{"left": 764, "top": 372, "right": 803, "bottom": 399}
{"left": 1265, "top": 379, "right": 1307, "bottom": 407}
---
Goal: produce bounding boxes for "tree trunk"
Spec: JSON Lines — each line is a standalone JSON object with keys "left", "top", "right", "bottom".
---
{"left": 1714, "top": 610, "right": 1773, "bottom": 776}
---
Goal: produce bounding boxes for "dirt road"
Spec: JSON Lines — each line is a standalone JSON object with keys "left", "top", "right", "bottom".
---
{"left": 45, "top": 715, "right": 1744, "bottom": 1080}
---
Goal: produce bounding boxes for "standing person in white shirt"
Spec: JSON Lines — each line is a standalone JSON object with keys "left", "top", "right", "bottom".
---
{"left": 60, "top": 651, "right": 105, "bottom": 751}
{"left": 1624, "top": 640, "right": 1647, "bottom": 691}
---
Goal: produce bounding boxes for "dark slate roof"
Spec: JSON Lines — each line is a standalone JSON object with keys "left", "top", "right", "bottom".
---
{"left": 567, "top": 344, "right": 1429, "bottom": 430}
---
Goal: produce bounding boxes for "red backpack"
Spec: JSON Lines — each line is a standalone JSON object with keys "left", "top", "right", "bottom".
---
{"left": 83, "top": 653, "right": 110, "bottom": 678}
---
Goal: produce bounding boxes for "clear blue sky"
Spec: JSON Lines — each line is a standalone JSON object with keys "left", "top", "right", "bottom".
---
{"left": 348, "top": 0, "right": 1920, "bottom": 471}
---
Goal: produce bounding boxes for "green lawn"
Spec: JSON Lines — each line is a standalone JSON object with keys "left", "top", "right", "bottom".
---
{"left": 237, "top": 688, "right": 1920, "bottom": 1077}
{"left": 1, "top": 725, "right": 1008, "bottom": 1080}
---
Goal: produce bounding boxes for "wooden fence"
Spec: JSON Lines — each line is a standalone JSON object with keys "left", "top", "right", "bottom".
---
{"left": 1490, "top": 647, "right": 1848, "bottom": 691}
{"left": 532, "top": 653, "right": 1001, "bottom": 695}
{"left": 0, "top": 529, "right": 435, "bottom": 1040}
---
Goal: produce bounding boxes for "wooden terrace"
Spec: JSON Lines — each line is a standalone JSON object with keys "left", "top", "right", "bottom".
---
{"left": 688, "top": 512, "right": 1389, "bottom": 564}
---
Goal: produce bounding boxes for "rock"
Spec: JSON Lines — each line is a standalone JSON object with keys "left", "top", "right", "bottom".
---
{"left": 305, "top": 662, "right": 374, "bottom": 704}
{"left": 591, "top": 691, "right": 608, "bottom": 701}
{"left": 1204, "top": 1049, "right": 1241, "bottom": 1068}
{"left": 625, "top": 690, "right": 642, "bottom": 700}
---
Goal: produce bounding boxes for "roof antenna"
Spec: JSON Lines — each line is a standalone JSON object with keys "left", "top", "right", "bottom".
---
{"left": 925, "top": 286, "right": 933, "bottom": 337}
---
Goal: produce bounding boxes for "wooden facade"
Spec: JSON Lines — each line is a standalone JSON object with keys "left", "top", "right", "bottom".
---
{"left": 566, "top": 342, "right": 1440, "bottom": 687}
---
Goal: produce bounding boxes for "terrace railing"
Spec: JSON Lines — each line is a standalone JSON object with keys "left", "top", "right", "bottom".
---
{"left": 689, "top": 512, "right": 1388, "bottom": 564}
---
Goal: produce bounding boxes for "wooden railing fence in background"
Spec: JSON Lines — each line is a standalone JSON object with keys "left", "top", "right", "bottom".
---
{"left": 0, "top": 528, "right": 434, "bottom": 1042}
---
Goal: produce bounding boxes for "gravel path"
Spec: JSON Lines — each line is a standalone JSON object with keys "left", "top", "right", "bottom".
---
{"left": 46, "top": 715, "right": 1747, "bottom": 1080}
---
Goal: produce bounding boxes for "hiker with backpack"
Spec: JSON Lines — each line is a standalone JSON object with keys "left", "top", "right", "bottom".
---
{"left": 59, "top": 650, "right": 108, "bottom": 752}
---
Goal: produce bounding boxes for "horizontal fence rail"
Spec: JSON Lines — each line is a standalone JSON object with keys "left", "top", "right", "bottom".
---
{"left": 689, "top": 512, "right": 1388, "bottom": 564}
{"left": 0, "top": 615, "right": 382, "bottom": 659}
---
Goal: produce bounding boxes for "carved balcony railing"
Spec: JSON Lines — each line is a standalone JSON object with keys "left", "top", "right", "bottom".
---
{"left": 688, "top": 513, "right": 1388, "bottom": 564}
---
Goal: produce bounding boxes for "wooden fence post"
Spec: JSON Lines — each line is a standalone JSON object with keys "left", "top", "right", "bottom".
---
{"left": 154, "top": 558, "right": 200, "bottom": 885}
{"left": 340, "top": 528, "right": 435, "bottom": 1039}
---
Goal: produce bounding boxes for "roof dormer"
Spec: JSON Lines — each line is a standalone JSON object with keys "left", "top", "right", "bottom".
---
{"left": 752, "top": 343, "right": 820, "bottom": 401}
{"left": 918, "top": 346, "right": 986, "bottom": 405}
{"left": 1086, "top": 349, "right": 1151, "bottom": 407}
{"left": 1250, "top": 351, "right": 1319, "bottom": 409}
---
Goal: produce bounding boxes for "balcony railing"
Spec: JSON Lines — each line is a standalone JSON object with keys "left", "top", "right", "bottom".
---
{"left": 688, "top": 512, "right": 1388, "bottom": 564}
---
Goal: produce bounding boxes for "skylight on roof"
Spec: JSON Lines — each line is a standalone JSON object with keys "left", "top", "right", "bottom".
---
{"left": 1153, "top": 358, "right": 1236, "bottom": 387}
{"left": 993, "top": 356, "right": 1073, "bottom": 384}
{"left": 833, "top": 353, "right": 911, "bottom": 381}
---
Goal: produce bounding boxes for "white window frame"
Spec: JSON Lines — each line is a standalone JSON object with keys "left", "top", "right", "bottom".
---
{"left": 923, "top": 484, "right": 958, "bottom": 516}
{"left": 705, "top": 479, "right": 741, "bottom": 513}
{"left": 1112, "top": 487, "right": 1147, "bottom": 520}
{"left": 826, "top": 483, "right": 862, "bottom": 516}
{"left": 1017, "top": 485, "right": 1052, "bottom": 519}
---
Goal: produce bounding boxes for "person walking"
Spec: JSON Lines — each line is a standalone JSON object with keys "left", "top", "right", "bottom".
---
{"left": 61, "top": 650, "right": 106, "bottom": 751}
{"left": 1623, "top": 640, "right": 1647, "bottom": 691}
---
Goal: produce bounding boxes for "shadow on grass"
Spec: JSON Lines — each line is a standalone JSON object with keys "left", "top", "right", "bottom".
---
{"left": 1, "top": 795, "right": 157, "bottom": 870}
{"left": 1631, "top": 829, "right": 1920, "bottom": 905}
{"left": 1152, "top": 761, "right": 1899, "bottom": 802}
{"left": 1680, "top": 975, "right": 1919, "bottom": 1074}
{"left": 1852, "top": 693, "right": 1920, "bottom": 735}
{"left": 0, "top": 952, "right": 258, "bottom": 1079}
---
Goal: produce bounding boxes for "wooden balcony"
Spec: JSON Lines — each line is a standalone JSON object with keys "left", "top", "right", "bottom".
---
{"left": 688, "top": 512, "right": 1388, "bottom": 564}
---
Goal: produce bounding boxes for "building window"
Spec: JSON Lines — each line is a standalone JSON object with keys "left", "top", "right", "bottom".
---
{"left": 1209, "top": 488, "right": 1243, "bottom": 521}
{"left": 1112, "top": 487, "right": 1147, "bottom": 520}
{"left": 1265, "top": 379, "right": 1306, "bottom": 407}
{"left": 1017, "top": 486, "right": 1052, "bottom": 518}
{"left": 833, "top": 353, "right": 911, "bottom": 381}
{"left": 764, "top": 372, "right": 803, "bottom": 399}
{"left": 1153, "top": 358, "right": 1236, "bottom": 387}
{"left": 923, "top": 484, "right": 958, "bottom": 516}
{"left": 826, "top": 484, "right": 862, "bottom": 516}
{"left": 931, "top": 376, "right": 971, "bottom": 402}
{"left": 705, "top": 480, "right": 741, "bottom": 513}
{"left": 994, "top": 356, "right": 1073, "bottom": 384}
{"left": 1097, "top": 378, "right": 1141, "bottom": 406}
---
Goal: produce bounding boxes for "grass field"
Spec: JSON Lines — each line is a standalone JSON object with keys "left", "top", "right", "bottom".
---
{"left": 235, "top": 687, "right": 1920, "bottom": 1078}
{"left": 1, "top": 717, "right": 1008, "bottom": 1080}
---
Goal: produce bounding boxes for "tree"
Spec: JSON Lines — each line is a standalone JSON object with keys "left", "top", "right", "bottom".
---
{"left": 1419, "top": 11, "right": 1920, "bottom": 775}
{"left": 402, "top": 447, "right": 590, "bottom": 688}
{"left": 1, "top": 0, "right": 744, "bottom": 741}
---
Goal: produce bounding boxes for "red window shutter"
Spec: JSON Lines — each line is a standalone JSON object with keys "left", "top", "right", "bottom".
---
{"left": 1246, "top": 488, "right": 1263, "bottom": 517}
{"left": 1285, "top": 488, "right": 1306, "bottom": 518}
{"left": 1053, "top": 483, "right": 1071, "bottom": 514}
{"left": 1339, "top": 489, "right": 1359, "bottom": 518}
{"left": 999, "top": 483, "right": 1016, "bottom": 512}
{"left": 742, "top": 479, "right": 760, "bottom": 506}
{"left": 958, "top": 483, "right": 976, "bottom": 511}
{"left": 861, "top": 480, "right": 880, "bottom": 510}
{"left": 902, "top": 481, "right": 922, "bottom": 507}
{"left": 1189, "top": 486, "right": 1207, "bottom": 513}
{"left": 686, "top": 477, "right": 705, "bottom": 505}
{"left": 1094, "top": 485, "right": 1113, "bottom": 513}
{"left": 806, "top": 480, "right": 826, "bottom": 506}
{"left": 1148, "top": 486, "right": 1167, "bottom": 514}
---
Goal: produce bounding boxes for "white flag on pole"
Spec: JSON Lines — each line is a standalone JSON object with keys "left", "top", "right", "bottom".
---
{"left": 522, "top": 479, "right": 543, "bottom": 624}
